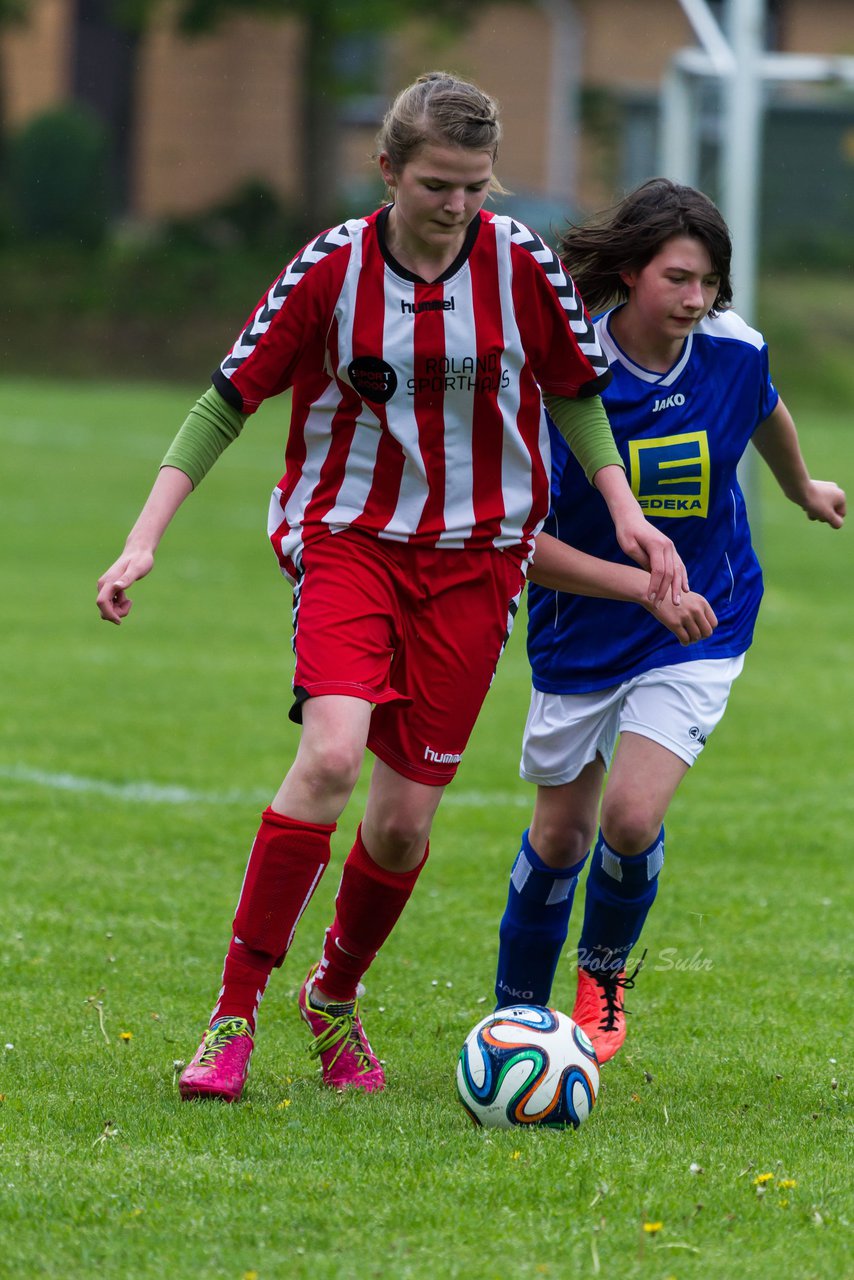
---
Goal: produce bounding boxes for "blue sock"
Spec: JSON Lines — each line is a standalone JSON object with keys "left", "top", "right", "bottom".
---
{"left": 494, "top": 829, "right": 588, "bottom": 1007}
{"left": 577, "top": 827, "right": 664, "bottom": 976}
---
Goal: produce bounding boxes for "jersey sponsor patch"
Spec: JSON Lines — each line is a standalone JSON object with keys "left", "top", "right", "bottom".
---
{"left": 628, "top": 431, "right": 710, "bottom": 517}
{"left": 347, "top": 356, "right": 398, "bottom": 404}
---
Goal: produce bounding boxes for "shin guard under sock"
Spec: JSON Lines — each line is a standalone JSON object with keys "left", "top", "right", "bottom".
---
{"left": 210, "top": 938, "right": 272, "bottom": 1033}
{"left": 577, "top": 827, "right": 664, "bottom": 976}
{"left": 211, "top": 808, "right": 335, "bottom": 1027}
{"left": 495, "top": 828, "right": 587, "bottom": 1007}
{"left": 315, "top": 825, "right": 428, "bottom": 1003}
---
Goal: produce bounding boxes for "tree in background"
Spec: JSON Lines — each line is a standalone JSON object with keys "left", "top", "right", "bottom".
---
{"left": 122, "top": 0, "right": 526, "bottom": 233}
{"left": 0, "top": 0, "right": 28, "bottom": 184}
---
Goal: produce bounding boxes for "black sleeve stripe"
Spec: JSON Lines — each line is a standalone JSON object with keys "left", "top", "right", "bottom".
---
{"left": 507, "top": 219, "right": 610, "bottom": 378}
{"left": 218, "top": 222, "right": 356, "bottom": 380}
{"left": 575, "top": 368, "right": 613, "bottom": 399}
{"left": 211, "top": 367, "right": 245, "bottom": 411}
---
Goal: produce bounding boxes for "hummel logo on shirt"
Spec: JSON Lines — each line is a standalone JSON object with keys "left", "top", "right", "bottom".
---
{"left": 400, "top": 298, "right": 456, "bottom": 314}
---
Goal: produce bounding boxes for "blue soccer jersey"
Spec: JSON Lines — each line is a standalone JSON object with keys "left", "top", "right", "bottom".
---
{"left": 527, "top": 308, "right": 780, "bottom": 693}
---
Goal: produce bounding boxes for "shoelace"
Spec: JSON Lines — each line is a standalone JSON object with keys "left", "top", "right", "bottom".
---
{"left": 594, "top": 950, "right": 647, "bottom": 1031}
{"left": 197, "top": 1017, "right": 251, "bottom": 1065}
{"left": 307, "top": 1005, "right": 374, "bottom": 1074}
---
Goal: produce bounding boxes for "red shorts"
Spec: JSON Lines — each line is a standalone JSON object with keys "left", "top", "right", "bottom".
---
{"left": 290, "top": 529, "right": 525, "bottom": 785}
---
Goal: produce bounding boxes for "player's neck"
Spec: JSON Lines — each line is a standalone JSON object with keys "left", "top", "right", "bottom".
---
{"left": 383, "top": 208, "right": 466, "bottom": 282}
{"left": 609, "top": 307, "right": 685, "bottom": 374}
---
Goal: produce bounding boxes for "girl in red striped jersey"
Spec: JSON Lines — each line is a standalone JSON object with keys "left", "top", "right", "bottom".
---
{"left": 96, "top": 71, "right": 707, "bottom": 1102}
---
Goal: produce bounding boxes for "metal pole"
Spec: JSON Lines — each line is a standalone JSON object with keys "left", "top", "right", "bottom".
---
{"left": 541, "top": 0, "right": 583, "bottom": 206}
{"left": 659, "top": 63, "right": 700, "bottom": 183}
{"left": 720, "top": 0, "right": 766, "bottom": 324}
{"left": 720, "top": 0, "right": 766, "bottom": 518}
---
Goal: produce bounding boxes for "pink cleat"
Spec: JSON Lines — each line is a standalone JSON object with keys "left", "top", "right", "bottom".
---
{"left": 179, "top": 1017, "right": 254, "bottom": 1102}
{"left": 571, "top": 953, "right": 645, "bottom": 1065}
{"left": 298, "top": 965, "right": 385, "bottom": 1092}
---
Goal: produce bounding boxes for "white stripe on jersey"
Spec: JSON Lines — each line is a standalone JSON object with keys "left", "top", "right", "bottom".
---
{"left": 383, "top": 273, "right": 429, "bottom": 538}
{"left": 268, "top": 380, "right": 345, "bottom": 562}
{"left": 494, "top": 217, "right": 534, "bottom": 544}
{"left": 433, "top": 265, "right": 476, "bottom": 545}
{"left": 318, "top": 223, "right": 384, "bottom": 530}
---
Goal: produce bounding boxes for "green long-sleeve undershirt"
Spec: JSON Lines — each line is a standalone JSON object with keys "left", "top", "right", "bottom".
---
{"left": 160, "top": 385, "right": 247, "bottom": 488}
{"left": 160, "top": 386, "right": 623, "bottom": 489}
{"left": 543, "top": 393, "right": 623, "bottom": 482}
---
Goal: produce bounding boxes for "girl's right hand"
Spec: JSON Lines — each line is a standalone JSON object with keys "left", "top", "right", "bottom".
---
{"left": 96, "top": 547, "right": 155, "bottom": 624}
{"left": 95, "top": 466, "right": 194, "bottom": 625}
{"left": 647, "top": 589, "right": 717, "bottom": 646}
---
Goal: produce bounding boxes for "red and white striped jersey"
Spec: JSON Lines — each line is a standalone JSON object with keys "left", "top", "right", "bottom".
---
{"left": 213, "top": 206, "right": 610, "bottom": 580}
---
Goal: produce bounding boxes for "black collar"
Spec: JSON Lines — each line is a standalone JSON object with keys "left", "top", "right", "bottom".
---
{"left": 376, "top": 204, "right": 481, "bottom": 284}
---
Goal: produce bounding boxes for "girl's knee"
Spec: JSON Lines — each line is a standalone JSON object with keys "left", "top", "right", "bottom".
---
{"left": 298, "top": 737, "right": 364, "bottom": 798}
{"left": 529, "top": 814, "right": 596, "bottom": 867}
{"left": 600, "top": 796, "right": 661, "bottom": 855}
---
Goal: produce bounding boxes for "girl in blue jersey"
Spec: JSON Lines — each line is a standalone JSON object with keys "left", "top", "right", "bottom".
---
{"left": 494, "top": 178, "right": 846, "bottom": 1063}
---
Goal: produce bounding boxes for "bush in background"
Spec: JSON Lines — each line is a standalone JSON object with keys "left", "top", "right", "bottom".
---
{"left": 6, "top": 104, "right": 112, "bottom": 247}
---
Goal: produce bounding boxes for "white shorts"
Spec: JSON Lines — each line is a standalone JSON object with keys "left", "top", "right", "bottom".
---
{"left": 520, "top": 655, "right": 746, "bottom": 785}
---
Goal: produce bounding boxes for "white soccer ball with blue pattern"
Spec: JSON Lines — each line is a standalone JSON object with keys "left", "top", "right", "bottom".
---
{"left": 456, "top": 1005, "right": 599, "bottom": 1129}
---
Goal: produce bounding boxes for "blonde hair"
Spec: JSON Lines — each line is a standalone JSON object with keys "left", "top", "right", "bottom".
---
{"left": 376, "top": 71, "right": 507, "bottom": 195}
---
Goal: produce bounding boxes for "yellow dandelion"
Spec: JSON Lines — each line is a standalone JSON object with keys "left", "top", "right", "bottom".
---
{"left": 778, "top": 1178, "right": 797, "bottom": 1189}
{"left": 277, "top": 1099, "right": 291, "bottom": 1109}
{"left": 753, "top": 1172, "right": 774, "bottom": 1185}
{"left": 643, "top": 1221, "right": 663, "bottom": 1234}
{"left": 511, "top": 1150, "right": 521, "bottom": 1160}
{"left": 778, "top": 1198, "right": 789, "bottom": 1208}
{"left": 242, "top": 1272, "right": 259, "bottom": 1280}
{"left": 119, "top": 1031, "right": 133, "bottom": 1042}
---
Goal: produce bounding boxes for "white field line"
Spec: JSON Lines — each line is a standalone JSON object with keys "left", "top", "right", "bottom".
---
{"left": 0, "top": 765, "right": 530, "bottom": 809}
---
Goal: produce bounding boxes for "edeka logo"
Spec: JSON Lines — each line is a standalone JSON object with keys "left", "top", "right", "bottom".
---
{"left": 348, "top": 356, "right": 398, "bottom": 405}
{"left": 628, "top": 431, "right": 710, "bottom": 518}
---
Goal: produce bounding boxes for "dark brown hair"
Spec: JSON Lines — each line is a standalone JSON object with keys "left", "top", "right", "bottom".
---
{"left": 559, "top": 178, "right": 733, "bottom": 315}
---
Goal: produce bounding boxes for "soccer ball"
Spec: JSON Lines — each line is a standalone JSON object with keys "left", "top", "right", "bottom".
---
{"left": 456, "top": 1004, "right": 599, "bottom": 1129}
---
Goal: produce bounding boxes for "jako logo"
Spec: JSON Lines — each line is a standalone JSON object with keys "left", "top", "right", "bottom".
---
{"left": 652, "top": 393, "right": 686, "bottom": 413}
{"left": 688, "top": 725, "right": 707, "bottom": 745}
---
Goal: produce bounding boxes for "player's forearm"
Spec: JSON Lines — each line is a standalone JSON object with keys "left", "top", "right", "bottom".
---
{"left": 529, "top": 532, "right": 648, "bottom": 602}
{"left": 123, "top": 466, "right": 194, "bottom": 555}
{"left": 592, "top": 463, "right": 641, "bottom": 521}
{"left": 751, "top": 398, "right": 812, "bottom": 506}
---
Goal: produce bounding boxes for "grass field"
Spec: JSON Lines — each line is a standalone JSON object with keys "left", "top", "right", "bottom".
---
{"left": 1, "top": 372, "right": 851, "bottom": 1280}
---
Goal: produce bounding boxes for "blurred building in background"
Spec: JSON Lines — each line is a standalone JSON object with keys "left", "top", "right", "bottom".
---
{"left": 2, "top": 0, "right": 852, "bottom": 248}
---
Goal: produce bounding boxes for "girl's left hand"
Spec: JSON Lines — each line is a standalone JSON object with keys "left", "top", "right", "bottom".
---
{"left": 614, "top": 509, "right": 689, "bottom": 606}
{"left": 802, "top": 479, "right": 846, "bottom": 528}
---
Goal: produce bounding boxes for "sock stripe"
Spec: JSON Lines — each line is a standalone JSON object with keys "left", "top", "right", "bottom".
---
{"left": 546, "top": 875, "right": 578, "bottom": 906}
{"left": 600, "top": 844, "right": 624, "bottom": 882}
{"left": 286, "top": 860, "right": 328, "bottom": 952}
{"left": 510, "top": 852, "right": 532, "bottom": 893}
{"left": 646, "top": 840, "right": 665, "bottom": 880}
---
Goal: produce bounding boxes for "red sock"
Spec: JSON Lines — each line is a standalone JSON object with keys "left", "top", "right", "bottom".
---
{"left": 315, "top": 825, "right": 429, "bottom": 1003}
{"left": 211, "top": 808, "right": 335, "bottom": 1028}
{"left": 210, "top": 938, "right": 272, "bottom": 1033}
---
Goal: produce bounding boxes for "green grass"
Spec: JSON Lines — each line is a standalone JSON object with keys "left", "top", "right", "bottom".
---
{"left": 1, "top": 373, "right": 851, "bottom": 1280}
